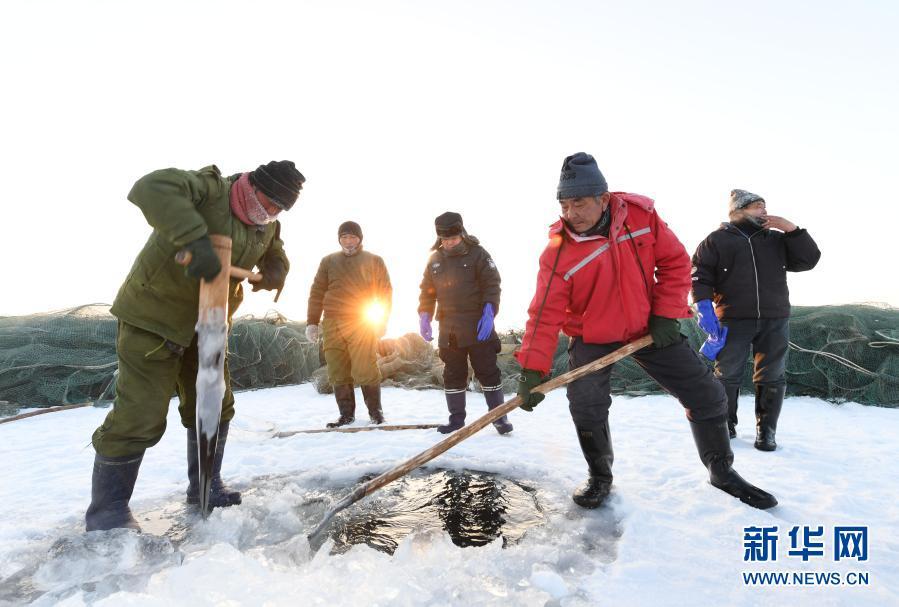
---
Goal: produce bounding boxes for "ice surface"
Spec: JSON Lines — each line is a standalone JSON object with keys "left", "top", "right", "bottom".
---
{"left": 1, "top": 385, "right": 897, "bottom": 605}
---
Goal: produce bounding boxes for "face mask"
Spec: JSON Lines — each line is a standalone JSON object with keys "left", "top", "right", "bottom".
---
{"left": 339, "top": 237, "right": 360, "bottom": 255}
{"left": 232, "top": 173, "right": 282, "bottom": 227}
{"left": 744, "top": 213, "right": 766, "bottom": 228}
{"left": 247, "top": 190, "right": 279, "bottom": 225}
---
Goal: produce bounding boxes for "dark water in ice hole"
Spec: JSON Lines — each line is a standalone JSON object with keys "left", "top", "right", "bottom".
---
{"left": 135, "top": 468, "right": 546, "bottom": 555}
{"left": 0, "top": 470, "right": 549, "bottom": 604}
{"left": 331, "top": 469, "right": 546, "bottom": 554}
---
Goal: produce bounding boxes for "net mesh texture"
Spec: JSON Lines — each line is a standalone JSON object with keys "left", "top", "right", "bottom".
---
{"left": 0, "top": 304, "right": 896, "bottom": 417}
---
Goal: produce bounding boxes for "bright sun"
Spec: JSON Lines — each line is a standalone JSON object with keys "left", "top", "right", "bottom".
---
{"left": 365, "top": 301, "right": 386, "bottom": 326}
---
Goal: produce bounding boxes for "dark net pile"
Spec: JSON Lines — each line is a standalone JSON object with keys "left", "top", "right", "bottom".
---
{"left": 1, "top": 304, "right": 896, "bottom": 415}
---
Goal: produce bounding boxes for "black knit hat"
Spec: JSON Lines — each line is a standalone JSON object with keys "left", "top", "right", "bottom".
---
{"left": 435, "top": 211, "right": 464, "bottom": 237}
{"left": 729, "top": 189, "right": 765, "bottom": 212}
{"left": 248, "top": 160, "right": 305, "bottom": 210}
{"left": 557, "top": 152, "right": 608, "bottom": 200}
{"left": 338, "top": 221, "right": 363, "bottom": 241}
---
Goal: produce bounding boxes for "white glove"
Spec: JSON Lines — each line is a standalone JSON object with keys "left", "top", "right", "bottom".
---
{"left": 305, "top": 324, "right": 321, "bottom": 343}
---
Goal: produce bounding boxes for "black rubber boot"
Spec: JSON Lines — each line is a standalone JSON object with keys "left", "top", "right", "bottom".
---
{"left": 438, "top": 391, "right": 466, "bottom": 434}
{"left": 187, "top": 420, "right": 242, "bottom": 508}
{"left": 572, "top": 421, "right": 614, "bottom": 508}
{"left": 85, "top": 451, "right": 144, "bottom": 532}
{"left": 724, "top": 384, "right": 740, "bottom": 438}
{"left": 362, "top": 384, "right": 385, "bottom": 425}
{"left": 327, "top": 384, "right": 356, "bottom": 428}
{"left": 484, "top": 388, "right": 513, "bottom": 435}
{"left": 690, "top": 416, "right": 778, "bottom": 510}
{"left": 754, "top": 384, "right": 785, "bottom": 452}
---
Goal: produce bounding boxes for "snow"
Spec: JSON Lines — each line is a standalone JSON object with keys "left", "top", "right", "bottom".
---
{"left": 1, "top": 385, "right": 897, "bottom": 606}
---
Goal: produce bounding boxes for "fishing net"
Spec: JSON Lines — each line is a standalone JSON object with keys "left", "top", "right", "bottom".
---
{"left": 0, "top": 304, "right": 896, "bottom": 415}
{"left": 499, "top": 304, "right": 898, "bottom": 405}
{"left": 310, "top": 333, "right": 444, "bottom": 395}
{"left": 0, "top": 305, "right": 320, "bottom": 412}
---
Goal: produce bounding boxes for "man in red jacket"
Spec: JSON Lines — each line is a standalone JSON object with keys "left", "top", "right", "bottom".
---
{"left": 515, "top": 152, "right": 777, "bottom": 510}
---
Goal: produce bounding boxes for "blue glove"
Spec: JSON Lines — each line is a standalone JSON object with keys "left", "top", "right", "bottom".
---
{"left": 476, "top": 303, "right": 495, "bottom": 342}
{"left": 419, "top": 312, "right": 433, "bottom": 342}
{"left": 700, "top": 325, "right": 729, "bottom": 360}
{"left": 695, "top": 299, "right": 722, "bottom": 337}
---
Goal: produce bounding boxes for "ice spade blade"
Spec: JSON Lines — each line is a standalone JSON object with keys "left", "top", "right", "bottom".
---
{"left": 195, "top": 309, "right": 227, "bottom": 518}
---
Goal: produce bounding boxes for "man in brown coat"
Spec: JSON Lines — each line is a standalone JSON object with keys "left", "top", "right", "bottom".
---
{"left": 306, "top": 221, "right": 392, "bottom": 427}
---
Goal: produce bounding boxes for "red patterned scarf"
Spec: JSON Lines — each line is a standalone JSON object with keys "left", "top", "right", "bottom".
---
{"left": 230, "top": 172, "right": 272, "bottom": 226}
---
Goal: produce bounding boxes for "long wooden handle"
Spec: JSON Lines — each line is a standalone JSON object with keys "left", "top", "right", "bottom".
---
{"left": 357, "top": 335, "right": 653, "bottom": 499}
{"left": 230, "top": 267, "right": 262, "bottom": 283}
{"left": 175, "top": 249, "right": 262, "bottom": 283}
{"left": 307, "top": 335, "right": 653, "bottom": 545}
{"left": 197, "top": 235, "right": 232, "bottom": 318}
{"left": 275, "top": 423, "right": 440, "bottom": 438}
{"left": 0, "top": 402, "right": 92, "bottom": 425}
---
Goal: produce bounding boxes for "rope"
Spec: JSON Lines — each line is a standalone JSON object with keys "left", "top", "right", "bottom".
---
{"left": 868, "top": 330, "right": 899, "bottom": 349}
{"left": 788, "top": 341, "right": 876, "bottom": 377}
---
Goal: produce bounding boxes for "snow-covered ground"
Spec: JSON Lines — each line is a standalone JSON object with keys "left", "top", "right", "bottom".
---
{"left": 1, "top": 385, "right": 897, "bottom": 606}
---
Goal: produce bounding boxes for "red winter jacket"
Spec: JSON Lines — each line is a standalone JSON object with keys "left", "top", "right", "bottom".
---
{"left": 514, "top": 192, "right": 693, "bottom": 374}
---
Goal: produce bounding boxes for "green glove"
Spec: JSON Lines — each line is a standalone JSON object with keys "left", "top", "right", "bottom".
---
{"left": 517, "top": 369, "right": 546, "bottom": 411}
{"left": 183, "top": 235, "right": 222, "bottom": 281}
{"left": 251, "top": 256, "right": 288, "bottom": 292}
{"left": 649, "top": 315, "right": 682, "bottom": 348}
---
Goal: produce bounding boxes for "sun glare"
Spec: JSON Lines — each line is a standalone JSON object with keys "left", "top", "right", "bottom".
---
{"left": 365, "top": 300, "right": 387, "bottom": 326}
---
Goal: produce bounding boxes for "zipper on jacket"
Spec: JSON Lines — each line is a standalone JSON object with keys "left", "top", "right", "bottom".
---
{"left": 730, "top": 224, "right": 762, "bottom": 319}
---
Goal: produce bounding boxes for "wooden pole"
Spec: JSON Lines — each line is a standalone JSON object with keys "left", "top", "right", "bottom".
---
{"left": 230, "top": 267, "right": 262, "bottom": 283}
{"left": 306, "top": 334, "right": 653, "bottom": 546}
{"left": 175, "top": 249, "right": 262, "bottom": 283}
{"left": 275, "top": 423, "right": 440, "bottom": 438}
{"left": 0, "top": 402, "right": 93, "bottom": 425}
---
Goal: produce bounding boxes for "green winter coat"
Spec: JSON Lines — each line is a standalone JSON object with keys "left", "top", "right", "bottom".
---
{"left": 110, "top": 165, "right": 290, "bottom": 347}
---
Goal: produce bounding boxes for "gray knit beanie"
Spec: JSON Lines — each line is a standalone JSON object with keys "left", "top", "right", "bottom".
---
{"left": 729, "top": 189, "right": 765, "bottom": 212}
{"left": 557, "top": 152, "right": 608, "bottom": 200}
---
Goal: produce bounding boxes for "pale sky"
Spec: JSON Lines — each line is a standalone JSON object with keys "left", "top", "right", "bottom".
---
{"left": 2, "top": 0, "right": 897, "bottom": 336}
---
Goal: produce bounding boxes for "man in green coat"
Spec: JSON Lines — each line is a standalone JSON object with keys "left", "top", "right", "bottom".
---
{"left": 86, "top": 161, "right": 305, "bottom": 532}
{"left": 306, "top": 221, "right": 392, "bottom": 427}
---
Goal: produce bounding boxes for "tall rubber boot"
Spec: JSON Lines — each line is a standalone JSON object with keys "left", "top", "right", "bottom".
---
{"left": 484, "top": 387, "right": 513, "bottom": 434}
{"left": 724, "top": 384, "right": 740, "bottom": 438}
{"left": 187, "top": 420, "right": 242, "bottom": 508}
{"left": 85, "top": 451, "right": 144, "bottom": 532}
{"left": 361, "top": 384, "right": 385, "bottom": 425}
{"left": 754, "top": 384, "right": 785, "bottom": 452}
{"left": 572, "top": 421, "right": 614, "bottom": 508}
{"left": 437, "top": 390, "right": 466, "bottom": 434}
{"left": 327, "top": 384, "right": 356, "bottom": 428}
{"left": 689, "top": 416, "right": 778, "bottom": 509}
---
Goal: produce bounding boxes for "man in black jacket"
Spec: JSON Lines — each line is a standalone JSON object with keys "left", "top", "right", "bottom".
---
{"left": 691, "top": 189, "right": 821, "bottom": 450}
{"left": 418, "top": 212, "right": 512, "bottom": 435}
